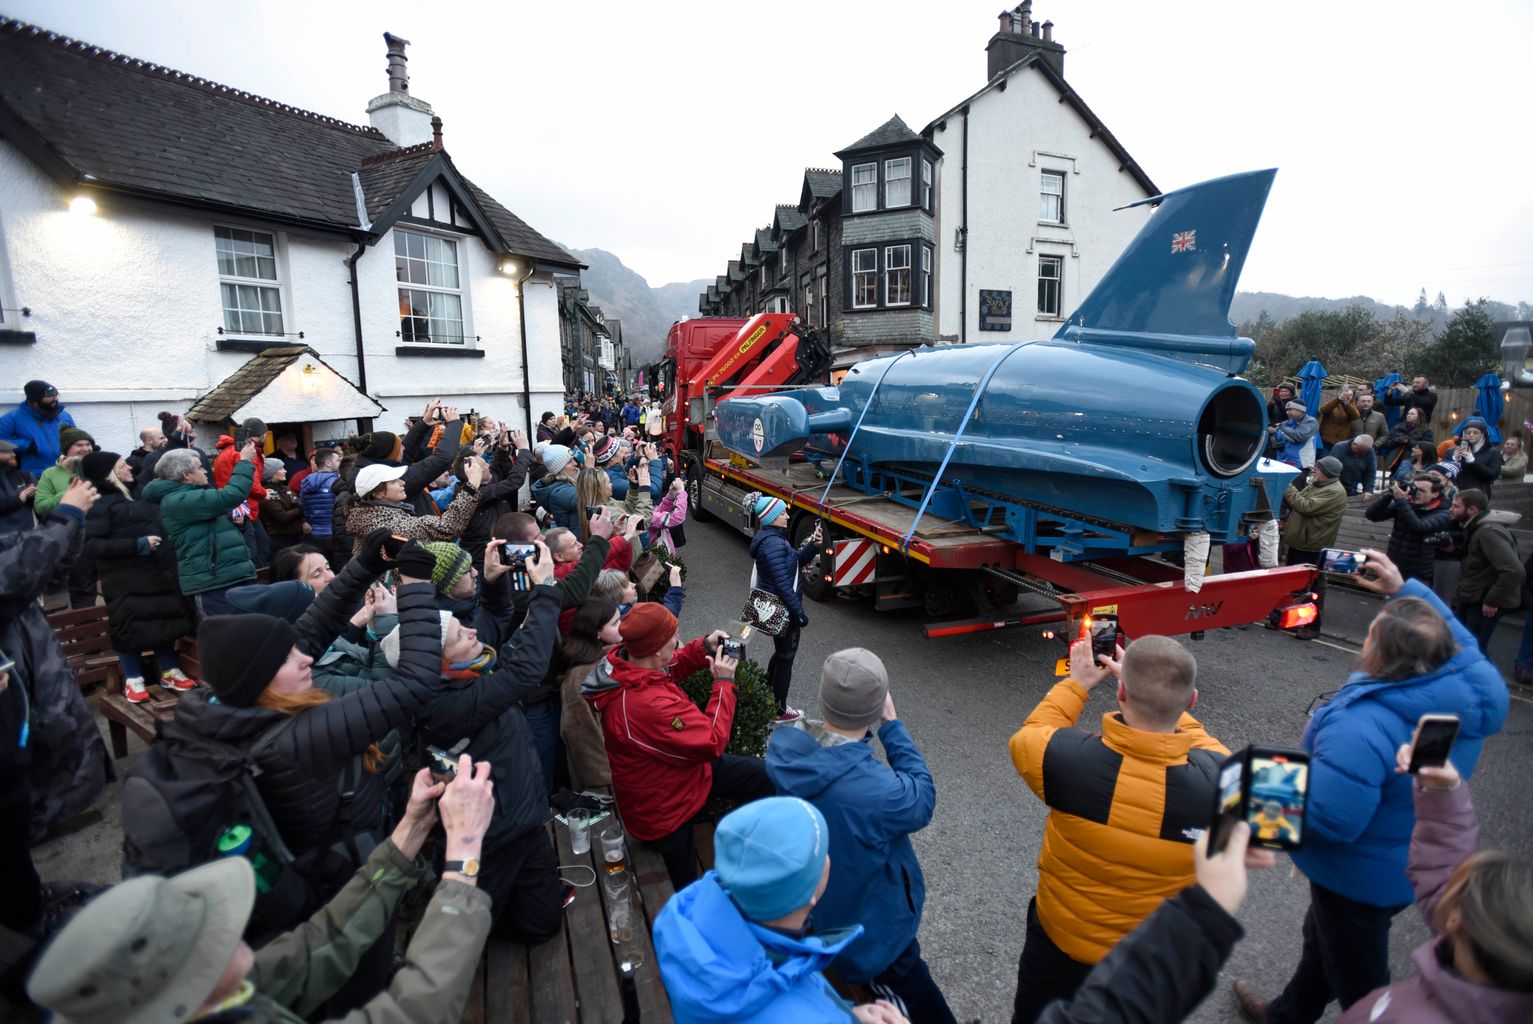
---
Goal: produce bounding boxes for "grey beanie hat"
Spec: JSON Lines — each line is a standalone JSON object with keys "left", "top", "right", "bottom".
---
{"left": 1285, "top": 400, "right": 1307, "bottom": 414}
{"left": 1315, "top": 456, "right": 1344, "bottom": 479}
{"left": 818, "top": 648, "right": 889, "bottom": 732}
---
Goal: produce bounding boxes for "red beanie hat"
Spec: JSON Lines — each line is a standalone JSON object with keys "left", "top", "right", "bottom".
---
{"left": 620, "top": 603, "right": 678, "bottom": 658}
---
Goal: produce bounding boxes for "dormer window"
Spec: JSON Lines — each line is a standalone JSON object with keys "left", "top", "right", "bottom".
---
{"left": 851, "top": 163, "right": 877, "bottom": 213}
{"left": 884, "top": 158, "right": 912, "bottom": 207}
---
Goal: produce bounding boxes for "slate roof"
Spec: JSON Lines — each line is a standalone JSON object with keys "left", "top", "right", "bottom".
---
{"left": 922, "top": 52, "right": 1157, "bottom": 197}
{"left": 357, "top": 147, "right": 435, "bottom": 224}
{"left": 727, "top": 260, "right": 744, "bottom": 283}
{"left": 836, "top": 114, "right": 923, "bottom": 156}
{"left": 185, "top": 346, "right": 381, "bottom": 422}
{"left": 0, "top": 18, "right": 580, "bottom": 268}
{"left": 803, "top": 168, "right": 843, "bottom": 200}
{"left": 754, "top": 227, "right": 777, "bottom": 254}
{"left": 773, "top": 205, "right": 807, "bottom": 235}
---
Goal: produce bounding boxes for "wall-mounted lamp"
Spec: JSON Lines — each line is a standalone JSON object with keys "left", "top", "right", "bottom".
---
{"left": 499, "top": 258, "right": 521, "bottom": 276}
{"left": 69, "top": 195, "right": 97, "bottom": 216}
{"left": 300, "top": 363, "right": 321, "bottom": 395}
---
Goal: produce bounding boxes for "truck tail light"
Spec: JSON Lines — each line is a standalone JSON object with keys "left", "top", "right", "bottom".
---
{"left": 1272, "top": 601, "right": 1318, "bottom": 630}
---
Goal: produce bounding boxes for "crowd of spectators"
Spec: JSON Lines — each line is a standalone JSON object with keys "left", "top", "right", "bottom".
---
{"left": 0, "top": 373, "right": 1527, "bottom": 1024}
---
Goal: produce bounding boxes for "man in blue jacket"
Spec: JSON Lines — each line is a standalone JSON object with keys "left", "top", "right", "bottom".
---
{"left": 1234, "top": 547, "right": 1508, "bottom": 1024}
{"left": 767, "top": 648, "right": 953, "bottom": 1023}
{"left": 653, "top": 796, "right": 910, "bottom": 1024}
{"left": 0, "top": 380, "right": 76, "bottom": 476}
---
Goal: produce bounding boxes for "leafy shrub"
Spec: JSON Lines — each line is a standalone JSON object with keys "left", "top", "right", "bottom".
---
{"left": 679, "top": 657, "right": 775, "bottom": 758}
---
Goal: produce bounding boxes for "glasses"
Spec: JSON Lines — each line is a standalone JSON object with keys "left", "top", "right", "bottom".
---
{"left": 1304, "top": 690, "right": 1339, "bottom": 719}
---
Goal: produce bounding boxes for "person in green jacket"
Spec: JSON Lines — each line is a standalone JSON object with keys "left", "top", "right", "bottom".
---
{"left": 27, "top": 753, "right": 497, "bottom": 1024}
{"left": 32, "top": 426, "right": 100, "bottom": 607}
{"left": 29, "top": 427, "right": 95, "bottom": 518}
{"left": 1281, "top": 455, "right": 1349, "bottom": 639}
{"left": 142, "top": 441, "right": 260, "bottom": 617}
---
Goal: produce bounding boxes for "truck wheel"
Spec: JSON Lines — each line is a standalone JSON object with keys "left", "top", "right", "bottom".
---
{"left": 791, "top": 514, "right": 833, "bottom": 603}
{"left": 685, "top": 458, "right": 715, "bottom": 523}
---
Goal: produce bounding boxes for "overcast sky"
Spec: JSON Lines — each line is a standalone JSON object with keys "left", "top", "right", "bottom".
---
{"left": 9, "top": 0, "right": 1531, "bottom": 307}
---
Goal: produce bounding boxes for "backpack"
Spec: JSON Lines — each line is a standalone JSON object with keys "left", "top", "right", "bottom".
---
{"left": 121, "top": 718, "right": 370, "bottom": 942}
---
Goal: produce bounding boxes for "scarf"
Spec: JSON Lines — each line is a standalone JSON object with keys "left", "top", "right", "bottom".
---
{"left": 441, "top": 646, "right": 496, "bottom": 681}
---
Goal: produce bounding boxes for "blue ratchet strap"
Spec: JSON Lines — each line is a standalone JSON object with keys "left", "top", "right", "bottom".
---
{"left": 817, "top": 350, "right": 919, "bottom": 516}
{"left": 900, "top": 342, "right": 1029, "bottom": 555}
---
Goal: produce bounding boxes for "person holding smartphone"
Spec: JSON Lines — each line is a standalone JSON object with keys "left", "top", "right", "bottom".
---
{"left": 1008, "top": 633, "right": 1228, "bottom": 1024}
{"left": 1333, "top": 750, "right": 1533, "bottom": 1023}
{"left": 1234, "top": 549, "right": 1510, "bottom": 1024}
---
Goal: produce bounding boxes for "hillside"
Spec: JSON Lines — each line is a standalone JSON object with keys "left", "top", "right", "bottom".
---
{"left": 567, "top": 247, "right": 708, "bottom": 365}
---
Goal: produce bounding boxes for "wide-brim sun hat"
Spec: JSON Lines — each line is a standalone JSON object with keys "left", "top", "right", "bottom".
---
{"left": 28, "top": 857, "right": 255, "bottom": 1024}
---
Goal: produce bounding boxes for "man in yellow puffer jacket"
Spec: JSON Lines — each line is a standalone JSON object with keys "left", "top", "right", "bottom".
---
{"left": 1007, "top": 633, "right": 1228, "bottom": 1024}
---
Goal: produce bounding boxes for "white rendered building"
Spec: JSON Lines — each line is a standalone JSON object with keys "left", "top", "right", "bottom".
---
{"left": 0, "top": 23, "right": 581, "bottom": 451}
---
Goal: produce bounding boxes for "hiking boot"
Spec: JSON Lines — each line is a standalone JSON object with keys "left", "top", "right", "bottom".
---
{"left": 1232, "top": 980, "right": 1269, "bottom": 1023}
{"left": 123, "top": 677, "right": 149, "bottom": 704}
{"left": 159, "top": 667, "right": 197, "bottom": 692}
{"left": 774, "top": 706, "right": 804, "bottom": 724}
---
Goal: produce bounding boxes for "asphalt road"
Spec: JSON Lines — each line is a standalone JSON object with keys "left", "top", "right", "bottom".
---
{"left": 667, "top": 516, "right": 1533, "bottom": 1024}
{"left": 33, "top": 518, "right": 1532, "bottom": 1023}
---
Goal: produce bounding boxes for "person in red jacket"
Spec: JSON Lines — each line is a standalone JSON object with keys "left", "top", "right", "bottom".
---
{"left": 582, "top": 603, "right": 773, "bottom": 889}
{"left": 212, "top": 418, "right": 268, "bottom": 566}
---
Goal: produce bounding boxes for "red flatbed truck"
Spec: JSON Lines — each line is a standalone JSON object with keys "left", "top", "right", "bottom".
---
{"left": 658, "top": 313, "right": 1317, "bottom": 643}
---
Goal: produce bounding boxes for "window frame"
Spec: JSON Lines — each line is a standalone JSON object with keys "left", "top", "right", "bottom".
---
{"left": 817, "top": 273, "right": 828, "bottom": 328}
{"left": 394, "top": 227, "right": 470, "bottom": 346}
{"left": 214, "top": 225, "right": 288, "bottom": 338}
{"left": 884, "top": 157, "right": 912, "bottom": 209}
{"left": 921, "top": 159, "right": 934, "bottom": 211}
{"left": 1040, "top": 170, "right": 1066, "bottom": 225}
{"left": 884, "top": 244, "right": 912, "bottom": 307}
{"left": 851, "top": 247, "right": 878, "bottom": 309}
{"left": 851, "top": 163, "right": 878, "bottom": 213}
{"left": 922, "top": 245, "right": 933, "bottom": 308}
{"left": 1037, "top": 253, "right": 1064, "bottom": 318}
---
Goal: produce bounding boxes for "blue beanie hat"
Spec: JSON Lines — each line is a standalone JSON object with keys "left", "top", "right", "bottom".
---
{"left": 1457, "top": 416, "right": 1488, "bottom": 437}
{"left": 713, "top": 797, "right": 828, "bottom": 922}
{"left": 753, "top": 494, "right": 787, "bottom": 528}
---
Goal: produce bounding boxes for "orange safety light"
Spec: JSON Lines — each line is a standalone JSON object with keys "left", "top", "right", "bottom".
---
{"left": 1274, "top": 601, "right": 1318, "bottom": 630}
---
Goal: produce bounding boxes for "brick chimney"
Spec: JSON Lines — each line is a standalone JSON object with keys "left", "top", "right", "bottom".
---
{"left": 986, "top": 2, "right": 1066, "bottom": 79}
{"left": 366, "top": 32, "right": 437, "bottom": 148}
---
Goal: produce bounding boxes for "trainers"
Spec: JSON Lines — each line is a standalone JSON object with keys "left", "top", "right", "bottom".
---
{"left": 160, "top": 667, "right": 197, "bottom": 692}
{"left": 1232, "top": 980, "right": 1269, "bottom": 1024}
{"left": 774, "top": 706, "right": 804, "bottom": 724}
{"left": 123, "top": 677, "right": 149, "bottom": 704}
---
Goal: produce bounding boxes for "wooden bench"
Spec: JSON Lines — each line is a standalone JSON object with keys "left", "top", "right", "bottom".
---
{"left": 460, "top": 813, "right": 678, "bottom": 1023}
{"left": 50, "top": 606, "right": 199, "bottom": 758}
{"left": 47, "top": 605, "right": 121, "bottom": 696}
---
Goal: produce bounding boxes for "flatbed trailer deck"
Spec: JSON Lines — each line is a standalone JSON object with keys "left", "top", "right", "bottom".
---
{"left": 696, "top": 445, "right": 1317, "bottom": 642}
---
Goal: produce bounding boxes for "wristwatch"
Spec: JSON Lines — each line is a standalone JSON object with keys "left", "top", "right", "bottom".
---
{"left": 442, "top": 858, "right": 481, "bottom": 878}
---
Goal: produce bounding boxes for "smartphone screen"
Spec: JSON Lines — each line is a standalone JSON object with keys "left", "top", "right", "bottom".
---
{"left": 1089, "top": 614, "right": 1119, "bottom": 662}
{"left": 1247, "top": 751, "right": 1308, "bottom": 850}
{"left": 1408, "top": 715, "right": 1460, "bottom": 774}
{"left": 1320, "top": 548, "right": 1365, "bottom": 575}
{"left": 501, "top": 542, "right": 536, "bottom": 565}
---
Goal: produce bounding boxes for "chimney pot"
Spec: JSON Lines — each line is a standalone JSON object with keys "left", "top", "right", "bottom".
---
{"left": 383, "top": 31, "right": 411, "bottom": 94}
{"left": 431, "top": 115, "right": 443, "bottom": 151}
{"left": 999, "top": 10, "right": 1013, "bottom": 34}
{"left": 1042, "top": 19, "right": 1053, "bottom": 42}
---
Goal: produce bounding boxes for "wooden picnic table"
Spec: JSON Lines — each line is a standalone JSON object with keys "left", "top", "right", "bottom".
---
{"left": 461, "top": 810, "right": 679, "bottom": 1023}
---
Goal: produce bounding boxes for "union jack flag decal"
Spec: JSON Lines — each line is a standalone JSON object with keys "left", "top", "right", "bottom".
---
{"left": 1171, "top": 230, "right": 1197, "bottom": 254}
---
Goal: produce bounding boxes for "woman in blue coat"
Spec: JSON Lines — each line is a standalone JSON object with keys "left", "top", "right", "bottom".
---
{"left": 1236, "top": 548, "right": 1508, "bottom": 1024}
{"left": 747, "top": 494, "right": 821, "bottom": 722}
